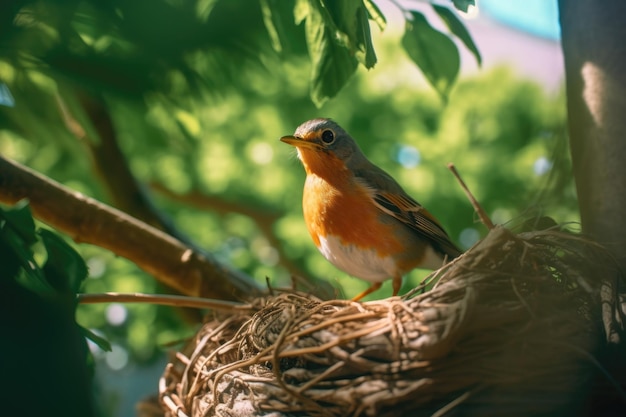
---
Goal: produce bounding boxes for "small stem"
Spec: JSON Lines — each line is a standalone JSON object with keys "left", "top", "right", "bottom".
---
{"left": 77, "top": 292, "right": 252, "bottom": 311}
{"left": 447, "top": 163, "right": 495, "bottom": 230}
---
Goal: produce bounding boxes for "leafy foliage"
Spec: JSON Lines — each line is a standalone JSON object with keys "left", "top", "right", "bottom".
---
{"left": 0, "top": 200, "right": 99, "bottom": 416}
{"left": 1, "top": 0, "right": 480, "bottom": 105}
{"left": 269, "top": 0, "right": 480, "bottom": 104}
{"left": 0, "top": 200, "right": 111, "bottom": 351}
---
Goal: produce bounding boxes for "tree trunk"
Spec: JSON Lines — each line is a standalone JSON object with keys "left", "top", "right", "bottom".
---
{"left": 560, "top": 0, "right": 626, "bottom": 270}
{"left": 559, "top": 0, "right": 626, "bottom": 413}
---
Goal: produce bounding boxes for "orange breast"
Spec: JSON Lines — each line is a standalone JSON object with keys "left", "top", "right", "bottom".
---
{"left": 301, "top": 169, "right": 404, "bottom": 258}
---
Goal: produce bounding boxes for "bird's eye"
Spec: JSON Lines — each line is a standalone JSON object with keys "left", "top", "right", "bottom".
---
{"left": 321, "top": 130, "right": 335, "bottom": 144}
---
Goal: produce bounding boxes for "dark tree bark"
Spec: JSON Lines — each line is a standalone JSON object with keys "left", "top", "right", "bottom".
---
{"left": 559, "top": 0, "right": 626, "bottom": 413}
{"left": 560, "top": 0, "right": 626, "bottom": 272}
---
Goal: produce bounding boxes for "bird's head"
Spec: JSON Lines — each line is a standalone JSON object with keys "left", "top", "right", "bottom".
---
{"left": 280, "top": 119, "right": 363, "bottom": 174}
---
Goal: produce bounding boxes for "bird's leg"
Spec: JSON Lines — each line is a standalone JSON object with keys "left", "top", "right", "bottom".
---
{"left": 351, "top": 282, "right": 382, "bottom": 302}
{"left": 392, "top": 275, "right": 402, "bottom": 296}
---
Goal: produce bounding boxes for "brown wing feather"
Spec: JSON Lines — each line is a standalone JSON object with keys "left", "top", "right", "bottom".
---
{"left": 355, "top": 165, "right": 462, "bottom": 259}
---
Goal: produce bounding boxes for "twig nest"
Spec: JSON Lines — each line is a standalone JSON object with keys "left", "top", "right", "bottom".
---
{"left": 160, "top": 226, "right": 610, "bottom": 416}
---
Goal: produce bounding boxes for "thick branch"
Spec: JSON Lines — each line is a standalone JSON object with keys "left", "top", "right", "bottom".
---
{"left": 0, "top": 156, "right": 262, "bottom": 300}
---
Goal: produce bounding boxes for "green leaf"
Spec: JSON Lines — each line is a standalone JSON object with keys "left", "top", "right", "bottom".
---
{"left": 195, "top": 0, "right": 220, "bottom": 22}
{"left": 39, "top": 228, "right": 88, "bottom": 294}
{"left": 364, "top": 0, "right": 386, "bottom": 31}
{"left": 402, "top": 11, "right": 460, "bottom": 101}
{"left": 294, "top": 0, "right": 309, "bottom": 25}
{"left": 80, "top": 326, "right": 112, "bottom": 352}
{"left": 321, "top": 0, "right": 377, "bottom": 69}
{"left": 10, "top": 242, "right": 53, "bottom": 295}
{"left": 0, "top": 201, "right": 53, "bottom": 294}
{"left": 0, "top": 200, "right": 37, "bottom": 245}
{"left": 354, "top": 4, "right": 377, "bottom": 68}
{"left": 260, "top": 0, "right": 295, "bottom": 53}
{"left": 433, "top": 4, "right": 482, "bottom": 66}
{"left": 452, "top": 0, "right": 475, "bottom": 13}
{"left": 305, "top": 0, "right": 358, "bottom": 106}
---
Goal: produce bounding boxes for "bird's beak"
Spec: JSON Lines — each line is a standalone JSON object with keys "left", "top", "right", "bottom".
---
{"left": 280, "top": 135, "right": 321, "bottom": 149}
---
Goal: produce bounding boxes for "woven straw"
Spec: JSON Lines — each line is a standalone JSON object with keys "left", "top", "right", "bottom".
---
{"left": 159, "top": 226, "right": 610, "bottom": 417}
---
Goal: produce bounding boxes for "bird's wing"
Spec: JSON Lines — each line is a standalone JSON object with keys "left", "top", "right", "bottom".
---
{"left": 355, "top": 166, "right": 462, "bottom": 258}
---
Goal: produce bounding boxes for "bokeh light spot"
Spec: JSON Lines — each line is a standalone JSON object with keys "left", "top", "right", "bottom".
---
{"left": 459, "top": 227, "right": 480, "bottom": 249}
{"left": 396, "top": 145, "right": 421, "bottom": 168}
{"left": 491, "top": 208, "right": 513, "bottom": 225}
{"left": 249, "top": 142, "right": 274, "bottom": 165}
{"left": 533, "top": 156, "right": 552, "bottom": 176}
{"left": 105, "top": 303, "right": 128, "bottom": 326}
{"left": 105, "top": 344, "right": 129, "bottom": 371}
{"left": 258, "top": 245, "right": 279, "bottom": 266}
{"left": 86, "top": 257, "right": 106, "bottom": 278}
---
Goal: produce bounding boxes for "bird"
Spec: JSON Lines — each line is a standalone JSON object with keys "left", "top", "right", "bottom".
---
{"left": 280, "top": 118, "right": 462, "bottom": 301}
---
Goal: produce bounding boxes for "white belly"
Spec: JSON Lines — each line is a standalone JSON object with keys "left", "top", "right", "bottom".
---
{"left": 317, "top": 234, "right": 397, "bottom": 283}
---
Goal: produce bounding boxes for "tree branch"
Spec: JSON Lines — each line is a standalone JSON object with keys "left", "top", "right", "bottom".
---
{"left": 0, "top": 155, "right": 262, "bottom": 300}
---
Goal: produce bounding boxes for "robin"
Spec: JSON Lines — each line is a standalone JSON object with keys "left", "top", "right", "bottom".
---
{"left": 281, "top": 118, "right": 462, "bottom": 301}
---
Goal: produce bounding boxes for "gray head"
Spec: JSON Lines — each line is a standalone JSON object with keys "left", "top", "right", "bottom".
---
{"left": 280, "top": 118, "right": 365, "bottom": 163}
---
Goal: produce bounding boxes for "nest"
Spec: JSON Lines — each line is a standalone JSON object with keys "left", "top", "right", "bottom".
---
{"left": 159, "top": 226, "right": 614, "bottom": 417}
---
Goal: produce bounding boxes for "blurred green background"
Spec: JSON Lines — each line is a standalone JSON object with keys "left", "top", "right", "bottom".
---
{"left": 0, "top": 0, "right": 575, "bottom": 414}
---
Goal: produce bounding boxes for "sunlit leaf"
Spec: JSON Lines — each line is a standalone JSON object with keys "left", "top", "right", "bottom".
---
{"left": 196, "top": 0, "right": 219, "bottom": 22}
{"left": 305, "top": 0, "right": 358, "bottom": 106}
{"left": 355, "top": 4, "right": 377, "bottom": 68}
{"left": 402, "top": 11, "right": 460, "bottom": 100}
{"left": 364, "top": 0, "right": 386, "bottom": 31}
{"left": 321, "top": 0, "right": 377, "bottom": 69}
{"left": 260, "top": 0, "right": 292, "bottom": 53}
{"left": 39, "top": 228, "right": 89, "bottom": 294}
{"left": 260, "top": 0, "right": 306, "bottom": 55}
{"left": 433, "top": 4, "right": 482, "bottom": 66}
{"left": 452, "top": 0, "right": 475, "bottom": 13}
{"left": 294, "top": 0, "right": 309, "bottom": 25}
